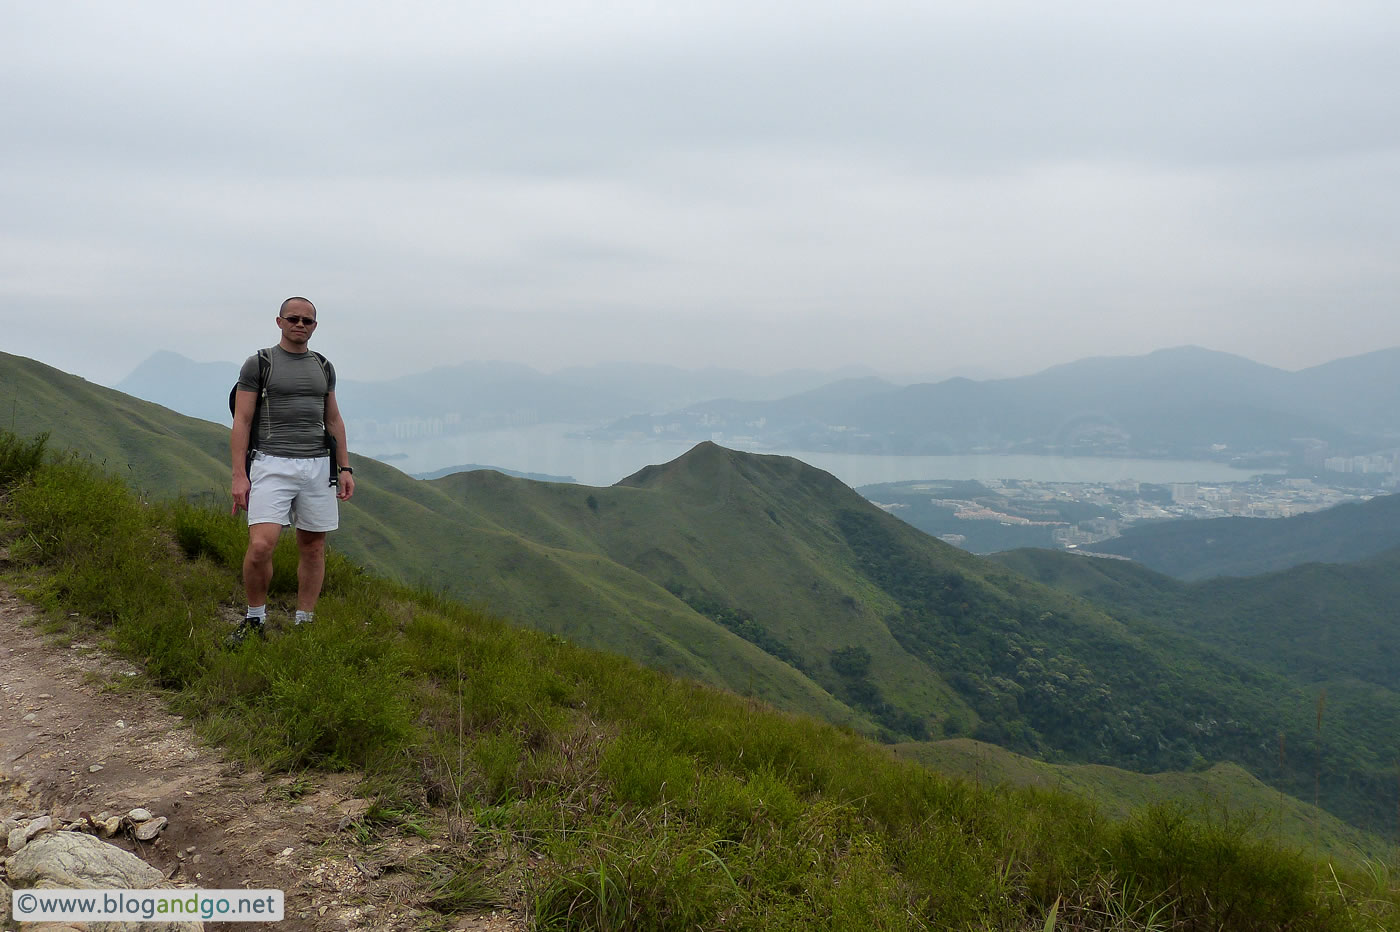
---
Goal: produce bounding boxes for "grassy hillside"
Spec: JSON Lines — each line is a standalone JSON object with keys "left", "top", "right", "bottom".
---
{"left": 894, "top": 738, "right": 1388, "bottom": 865}
{"left": 0, "top": 350, "right": 230, "bottom": 493}
{"left": 993, "top": 546, "right": 1400, "bottom": 833}
{"left": 0, "top": 351, "right": 864, "bottom": 731}
{"left": 8, "top": 350, "right": 1400, "bottom": 837}
{"left": 1090, "top": 492, "right": 1400, "bottom": 580}
{"left": 990, "top": 547, "right": 1400, "bottom": 696}
{"left": 3, "top": 433, "right": 1397, "bottom": 929}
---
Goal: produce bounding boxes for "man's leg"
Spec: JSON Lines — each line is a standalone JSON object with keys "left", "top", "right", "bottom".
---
{"left": 243, "top": 523, "right": 282, "bottom": 607}
{"left": 295, "top": 528, "right": 327, "bottom": 613}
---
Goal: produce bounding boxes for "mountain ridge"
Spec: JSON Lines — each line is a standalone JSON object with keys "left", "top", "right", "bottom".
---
{"left": 594, "top": 343, "right": 1400, "bottom": 459}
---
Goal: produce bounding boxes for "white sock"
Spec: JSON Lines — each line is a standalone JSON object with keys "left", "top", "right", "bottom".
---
{"left": 246, "top": 605, "right": 267, "bottom": 621}
{"left": 295, "top": 610, "right": 314, "bottom": 625}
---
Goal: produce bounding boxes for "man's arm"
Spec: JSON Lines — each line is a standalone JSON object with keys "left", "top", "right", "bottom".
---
{"left": 325, "top": 391, "right": 355, "bottom": 501}
{"left": 231, "top": 389, "right": 258, "bottom": 514}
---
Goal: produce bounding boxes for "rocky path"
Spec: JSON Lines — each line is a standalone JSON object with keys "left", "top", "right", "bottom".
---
{"left": 0, "top": 586, "right": 522, "bottom": 931}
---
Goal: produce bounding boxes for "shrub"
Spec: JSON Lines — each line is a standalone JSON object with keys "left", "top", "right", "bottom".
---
{"left": 0, "top": 429, "right": 47, "bottom": 488}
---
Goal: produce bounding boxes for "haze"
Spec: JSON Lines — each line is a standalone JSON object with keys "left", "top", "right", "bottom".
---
{"left": 3, "top": 2, "right": 1398, "bottom": 386}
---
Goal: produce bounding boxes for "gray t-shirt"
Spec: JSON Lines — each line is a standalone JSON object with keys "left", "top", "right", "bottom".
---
{"left": 237, "top": 346, "right": 337, "bottom": 458}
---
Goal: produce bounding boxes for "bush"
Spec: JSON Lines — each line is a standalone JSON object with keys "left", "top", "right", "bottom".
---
{"left": 0, "top": 429, "right": 47, "bottom": 488}
{"left": 1109, "top": 803, "right": 1316, "bottom": 930}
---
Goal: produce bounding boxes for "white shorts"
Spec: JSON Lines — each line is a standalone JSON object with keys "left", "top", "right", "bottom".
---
{"left": 247, "top": 453, "right": 339, "bottom": 532}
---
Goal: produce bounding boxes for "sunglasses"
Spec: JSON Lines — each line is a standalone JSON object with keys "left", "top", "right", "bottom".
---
{"left": 280, "top": 315, "right": 317, "bottom": 326}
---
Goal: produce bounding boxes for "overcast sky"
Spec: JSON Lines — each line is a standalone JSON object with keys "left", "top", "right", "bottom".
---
{"left": 3, "top": 1, "right": 1398, "bottom": 386}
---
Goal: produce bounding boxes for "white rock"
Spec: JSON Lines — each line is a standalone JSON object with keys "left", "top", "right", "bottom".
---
{"left": 21, "top": 712, "right": 36, "bottom": 724}
{"left": 133, "top": 816, "right": 168, "bottom": 842}
{"left": 6, "top": 826, "right": 26, "bottom": 853}
{"left": 101, "top": 816, "right": 122, "bottom": 837}
{"left": 24, "top": 815, "right": 53, "bottom": 839}
{"left": 129, "top": 807, "right": 153, "bottom": 822}
{"left": 8, "top": 831, "right": 161, "bottom": 888}
{"left": 7, "top": 834, "right": 203, "bottom": 930}
{"left": 89, "top": 763, "right": 104, "bottom": 773}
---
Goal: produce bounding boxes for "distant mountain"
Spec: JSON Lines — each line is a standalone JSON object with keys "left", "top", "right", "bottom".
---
{"left": 1291, "top": 346, "right": 1400, "bottom": 437}
{"left": 114, "top": 350, "right": 239, "bottom": 425}
{"left": 411, "top": 463, "right": 577, "bottom": 483}
{"left": 550, "top": 362, "right": 884, "bottom": 408}
{"left": 1091, "top": 492, "right": 1400, "bottom": 579}
{"left": 592, "top": 345, "right": 1400, "bottom": 461}
{"left": 111, "top": 352, "right": 889, "bottom": 441}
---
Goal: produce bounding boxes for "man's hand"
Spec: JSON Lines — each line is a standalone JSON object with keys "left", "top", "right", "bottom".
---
{"left": 338, "top": 471, "right": 355, "bottom": 501}
{"left": 232, "top": 474, "right": 251, "bottom": 515}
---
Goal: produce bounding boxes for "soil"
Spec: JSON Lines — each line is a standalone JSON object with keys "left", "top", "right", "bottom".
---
{"left": 0, "top": 585, "right": 524, "bottom": 932}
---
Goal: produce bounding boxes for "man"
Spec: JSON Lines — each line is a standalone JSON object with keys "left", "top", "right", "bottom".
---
{"left": 228, "top": 297, "right": 355, "bottom": 645}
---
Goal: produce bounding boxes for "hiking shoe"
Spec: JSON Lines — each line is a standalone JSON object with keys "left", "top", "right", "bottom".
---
{"left": 225, "top": 617, "right": 266, "bottom": 648}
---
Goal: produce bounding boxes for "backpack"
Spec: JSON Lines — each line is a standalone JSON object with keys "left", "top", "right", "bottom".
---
{"left": 230, "top": 348, "right": 339, "bottom": 485}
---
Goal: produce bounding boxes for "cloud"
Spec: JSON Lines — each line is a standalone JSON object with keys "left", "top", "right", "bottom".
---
{"left": 3, "top": 1, "right": 1400, "bottom": 384}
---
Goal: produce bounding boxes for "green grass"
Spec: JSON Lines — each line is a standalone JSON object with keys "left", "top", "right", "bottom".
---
{"left": 4, "top": 431, "right": 1400, "bottom": 929}
{"left": 12, "top": 350, "right": 1400, "bottom": 841}
{"left": 896, "top": 738, "right": 1390, "bottom": 868}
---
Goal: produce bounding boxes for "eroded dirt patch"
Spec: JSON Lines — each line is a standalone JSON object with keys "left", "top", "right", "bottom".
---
{"left": 0, "top": 587, "right": 523, "bottom": 931}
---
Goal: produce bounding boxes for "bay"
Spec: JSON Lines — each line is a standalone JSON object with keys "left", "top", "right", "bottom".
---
{"left": 363, "top": 424, "right": 1273, "bottom": 489}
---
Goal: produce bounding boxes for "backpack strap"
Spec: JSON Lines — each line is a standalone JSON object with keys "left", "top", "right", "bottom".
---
{"left": 250, "top": 348, "right": 271, "bottom": 450}
{"left": 237, "top": 348, "right": 272, "bottom": 473}
{"left": 311, "top": 351, "right": 339, "bottom": 487}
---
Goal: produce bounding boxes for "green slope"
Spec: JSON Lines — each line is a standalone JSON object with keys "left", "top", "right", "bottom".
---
{"left": 989, "top": 546, "right": 1400, "bottom": 696}
{"left": 6, "top": 439, "right": 1389, "bottom": 930}
{"left": 894, "top": 738, "right": 1387, "bottom": 867}
{"left": 992, "top": 546, "right": 1400, "bottom": 834}
{"left": 0, "top": 351, "right": 230, "bottom": 494}
{"left": 8, "top": 350, "right": 1399, "bottom": 836}
{"left": 376, "top": 443, "right": 1400, "bottom": 833}
{"left": 428, "top": 445, "right": 968, "bottom": 734}
{"left": 0, "top": 351, "right": 864, "bottom": 731}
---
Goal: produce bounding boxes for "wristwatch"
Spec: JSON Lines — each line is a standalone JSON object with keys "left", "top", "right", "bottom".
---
{"left": 338, "top": 466, "right": 354, "bottom": 474}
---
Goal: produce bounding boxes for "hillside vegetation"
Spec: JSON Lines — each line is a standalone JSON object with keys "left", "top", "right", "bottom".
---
{"left": 894, "top": 739, "right": 1388, "bottom": 864}
{"left": 3, "top": 428, "right": 1399, "bottom": 930}
{"left": 6, "top": 350, "right": 1400, "bottom": 837}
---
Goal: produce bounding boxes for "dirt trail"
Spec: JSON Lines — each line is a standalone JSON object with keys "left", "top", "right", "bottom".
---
{"left": 0, "top": 586, "right": 522, "bottom": 931}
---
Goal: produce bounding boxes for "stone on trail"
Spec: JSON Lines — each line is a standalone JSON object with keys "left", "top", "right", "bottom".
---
{"left": 133, "top": 815, "right": 168, "bottom": 841}
{"left": 5, "top": 832, "right": 203, "bottom": 930}
{"left": 7, "top": 830, "right": 164, "bottom": 889}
